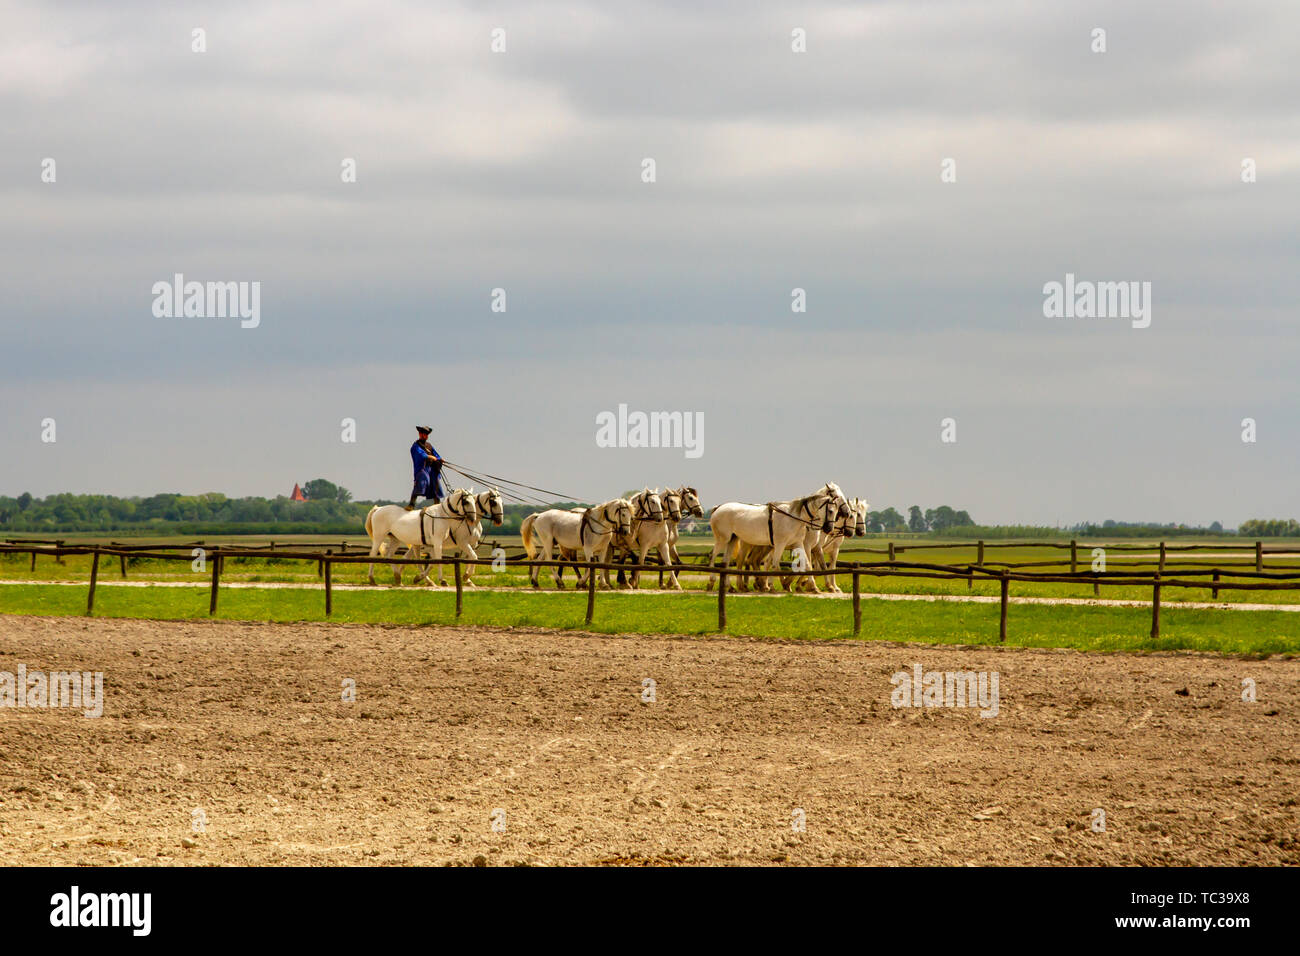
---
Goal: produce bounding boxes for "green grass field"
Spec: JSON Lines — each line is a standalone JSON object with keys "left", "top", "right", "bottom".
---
{"left": 4, "top": 535, "right": 1298, "bottom": 655}
{"left": 5, "top": 537, "right": 1300, "bottom": 605}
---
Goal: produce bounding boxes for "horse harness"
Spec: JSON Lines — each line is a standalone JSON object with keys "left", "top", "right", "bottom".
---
{"left": 580, "top": 502, "right": 624, "bottom": 549}
{"left": 764, "top": 496, "right": 832, "bottom": 546}
{"left": 421, "top": 493, "right": 476, "bottom": 547}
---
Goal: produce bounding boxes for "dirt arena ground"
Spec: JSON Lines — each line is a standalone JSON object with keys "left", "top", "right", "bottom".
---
{"left": 1, "top": 614, "right": 1296, "bottom": 866}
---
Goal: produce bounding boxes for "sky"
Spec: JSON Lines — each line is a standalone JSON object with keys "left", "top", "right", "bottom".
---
{"left": 1, "top": 0, "right": 1297, "bottom": 526}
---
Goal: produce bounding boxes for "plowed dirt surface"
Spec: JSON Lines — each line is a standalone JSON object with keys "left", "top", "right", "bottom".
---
{"left": 1, "top": 615, "right": 1296, "bottom": 866}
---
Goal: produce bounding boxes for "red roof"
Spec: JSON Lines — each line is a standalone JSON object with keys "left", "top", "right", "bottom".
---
{"left": 290, "top": 483, "right": 306, "bottom": 501}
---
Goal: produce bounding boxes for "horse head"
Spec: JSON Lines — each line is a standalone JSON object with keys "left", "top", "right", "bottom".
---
{"left": 641, "top": 487, "right": 663, "bottom": 522}
{"left": 612, "top": 499, "right": 633, "bottom": 536}
{"left": 659, "top": 487, "right": 683, "bottom": 522}
{"left": 680, "top": 487, "right": 704, "bottom": 517}
{"left": 450, "top": 487, "right": 478, "bottom": 522}
{"left": 480, "top": 487, "right": 504, "bottom": 526}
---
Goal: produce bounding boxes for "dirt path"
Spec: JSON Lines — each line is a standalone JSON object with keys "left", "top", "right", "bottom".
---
{"left": 3, "top": 578, "right": 1298, "bottom": 612}
{"left": 0, "top": 615, "right": 1295, "bottom": 866}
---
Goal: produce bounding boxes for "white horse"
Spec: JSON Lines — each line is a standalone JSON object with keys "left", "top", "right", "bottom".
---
{"left": 813, "top": 496, "right": 868, "bottom": 592}
{"left": 663, "top": 486, "right": 705, "bottom": 572}
{"left": 616, "top": 488, "right": 673, "bottom": 590}
{"left": 706, "top": 483, "right": 846, "bottom": 592}
{"left": 754, "top": 493, "right": 869, "bottom": 593}
{"left": 559, "top": 488, "right": 677, "bottom": 589}
{"left": 521, "top": 498, "right": 632, "bottom": 589}
{"left": 463, "top": 487, "right": 505, "bottom": 584}
{"left": 364, "top": 488, "right": 479, "bottom": 586}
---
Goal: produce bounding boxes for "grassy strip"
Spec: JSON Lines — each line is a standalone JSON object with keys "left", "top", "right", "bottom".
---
{"left": 6, "top": 549, "right": 1300, "bottom": 606}
{"left": 1, "top": 582, "right": 1295, "bottom": 655}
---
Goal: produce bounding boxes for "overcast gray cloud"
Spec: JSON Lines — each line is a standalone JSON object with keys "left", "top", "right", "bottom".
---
{"left": 1, "top": 0, "right": 1297, "bottom": 525}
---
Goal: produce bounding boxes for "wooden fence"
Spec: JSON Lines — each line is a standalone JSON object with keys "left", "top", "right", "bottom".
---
{"left": 3, "top": 540, "right": 1300, "bottom": 644}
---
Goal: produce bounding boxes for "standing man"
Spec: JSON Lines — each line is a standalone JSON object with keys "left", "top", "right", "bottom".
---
{"left": 408, "top": 426, "right": 446, "bottom": 510}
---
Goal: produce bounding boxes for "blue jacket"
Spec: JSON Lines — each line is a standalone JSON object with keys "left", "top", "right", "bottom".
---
{"left": 410, "top": 440, "right": 446, "bottom": 497}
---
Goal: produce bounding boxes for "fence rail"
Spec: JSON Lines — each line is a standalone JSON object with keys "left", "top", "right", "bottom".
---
{"left": 4, "top": 539, "right": 1300, "bottom": 643}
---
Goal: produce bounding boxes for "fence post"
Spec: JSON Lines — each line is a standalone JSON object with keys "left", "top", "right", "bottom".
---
{"left": 718, "top": 570, "right": 728, "bottom": 632}
{"left": 1151, "top": 575, "right": 1161, "bottom": 639}
{"left": 888, "top": 541, "right": 895, "bottom": 563}
{"left": 86, "top": 549, "right": 100, "bottom": 616}
{"left": 585, "top": 561, "right": 597, "bottom": 625}
{"left": 1256, "top": 541, "right": 1263, "bottom": 573}
{"left": 999, "top": 572, "right": 1009, "bottom": 643}
{"left": 324, "top": 558, "right": 333, "bottom": 617}
{"left": 966, "top": 564, "right": 973, "bottom": 590}
{"left": 1070, "top": 539, "right": 1077, "bottom": 575}
{"left": 1158, "top": 541, "right": 1166, "bottom": 573}
{"left": 454, "top": 559, "right": 463, "bottom": 618}
{"left": 977, "top": 540, "right": 984, "bottom": 566}
{"left": 56, "top": 539, "right": 65, "bottom": 565}
{"left": 852, "top": 570, "right": 861, "bottom": 636}
{"left": 30, "top": 550, "right": 36, "bottom": 572}
{"left": 119, "top": 552, "right": 128, "bottom": 578}
{"left": 1212, "top": 570, "right": 1220, "bottom": 601}
{"left": 209, "top": 556, "right": 221, "bottom": 616}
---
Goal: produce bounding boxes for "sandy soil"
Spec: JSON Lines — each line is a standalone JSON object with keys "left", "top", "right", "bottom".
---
{"left": 0, "top": 614, "right": 1296, "bottom": 866}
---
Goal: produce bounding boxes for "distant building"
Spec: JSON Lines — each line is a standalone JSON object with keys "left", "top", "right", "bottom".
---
{"left": 290, "top": 483, "right": 306, "bottom": 502}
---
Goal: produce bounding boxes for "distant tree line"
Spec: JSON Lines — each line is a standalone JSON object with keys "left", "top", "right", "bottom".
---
{"left": 1, "top": 488, "right": 1293, "bottom": 539}
{"left": 0, "top": 484, "right": 371, "bottom": 534}
{"left": 1238, "top": 518, "right": 1300, "bottom": 537}
{"left": 865, "top": 506, "right": 975, "bottom": 534}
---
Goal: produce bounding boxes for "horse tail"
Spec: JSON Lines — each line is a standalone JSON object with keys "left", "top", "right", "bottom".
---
{"left": 364, "top": 505, "right": 378, "bottom": 541}
{"left": 520, "top": 512, "right": 538, "bottom": 557}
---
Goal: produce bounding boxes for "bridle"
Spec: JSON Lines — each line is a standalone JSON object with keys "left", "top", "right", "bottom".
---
{"left": 477, "top": 490, "right": 504, "bottom": 526}
{"left": 630, "top": 490, "right": 664, "bottom": 523}
{"left": 764, "top": 493, "right": 834, "bottom": 544}
{"left": 680, "top": 487, "right": 704, "bottom": 518}
{"left": 660, "top": 489, "right": 683, "bottom": 523}
{"left": 581, "top": 500, "right": 631, "bottom": 547}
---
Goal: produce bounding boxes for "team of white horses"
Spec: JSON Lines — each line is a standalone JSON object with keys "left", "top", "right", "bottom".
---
{"left": 364, "top": 483, "right": 868, "bottom": 593}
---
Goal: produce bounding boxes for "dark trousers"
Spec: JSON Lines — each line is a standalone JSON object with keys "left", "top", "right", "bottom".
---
{"left": 408, "top": 464, "right": 444, "bottom": 508}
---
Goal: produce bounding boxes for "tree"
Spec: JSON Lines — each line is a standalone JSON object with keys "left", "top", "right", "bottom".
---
{"left": 907, "top": 505, "right": 928, "bottom": 533}
{"left": 1209, "top": 521, "right": 1223, "bottom": 533}
{"left": 302, "top": 478, "right": 351, "bottom": 503}
{"left": 17, "top": 492, "right": 32, "bottom": 511}
{"left": 875, "top": 507, "right": 905, "bottom": 532}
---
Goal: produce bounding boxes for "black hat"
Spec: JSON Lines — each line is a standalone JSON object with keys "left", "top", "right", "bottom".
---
{"left": 416, "top": 425, "right": 432, "bottom": 435}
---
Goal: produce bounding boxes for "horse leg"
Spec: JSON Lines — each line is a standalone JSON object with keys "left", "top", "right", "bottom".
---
{"left": 428, "top": 539, "right": 445, "bottom": 586}
{"left": 599, "top": 539, "right": 617, "bottom": 590}
{"left": 393, "top": 542, "right": 406, "bottom": 586}
{"left": 461, "top": 540, "right": 478, "bottom": 587}
{"left": 548, "top": 537, "right": 565, "bottom": 589}
{"left": 658, "top": 541, "right": 679, "bottom": 590}
{"left": 368, "top": 536, "right": 381, "bottom": 586}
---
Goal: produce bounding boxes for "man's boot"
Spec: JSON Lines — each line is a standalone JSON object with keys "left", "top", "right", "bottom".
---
{"left": 406, "top": 492, "right": 419, "bottom": 511}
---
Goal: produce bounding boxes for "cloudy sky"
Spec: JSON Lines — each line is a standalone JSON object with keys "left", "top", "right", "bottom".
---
{"left": 2, "top": 0, "right": 1297, "bottom": 525}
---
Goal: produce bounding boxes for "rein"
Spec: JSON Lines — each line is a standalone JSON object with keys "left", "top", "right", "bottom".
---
{"left": 580, "top": 503, "right": 626, "bottom": 548}
{"left": 767, "top": 496, "right": 832, "bottom": 534}
{"left": 422, "top": 493, "right": 477, "bottom": 546}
